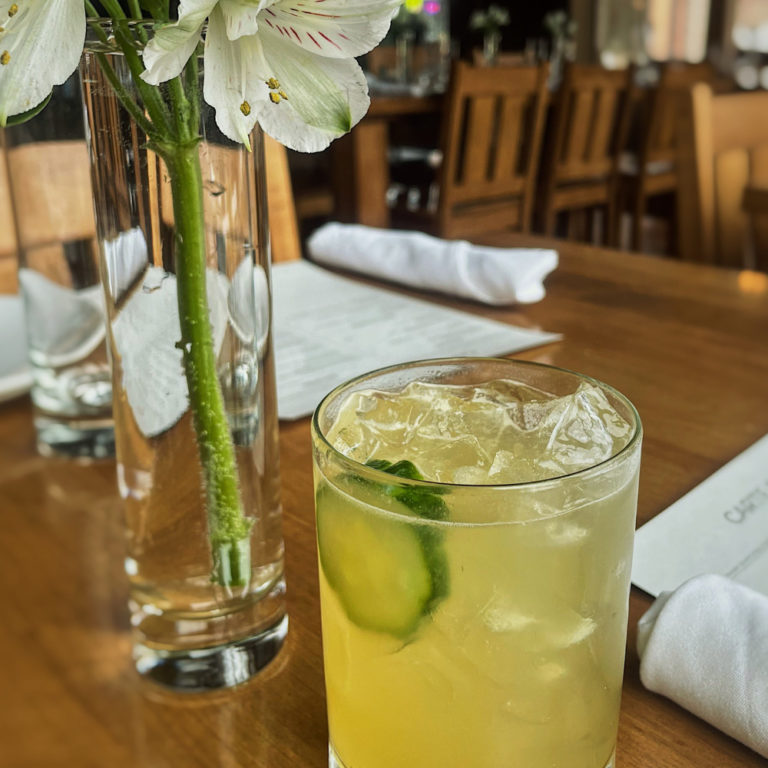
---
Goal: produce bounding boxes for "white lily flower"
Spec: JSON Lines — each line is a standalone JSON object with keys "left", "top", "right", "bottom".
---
{"left": 255, "top": 0, "right": 400, "bottom": 59}
{"left": 218, "top": 0, "right": 268, "bottom": 40}
{"left": 142, "top": 0, "right": 400, "bottom": 152}
{"left": 141, "top": 0, "right": 217, "bottom": 86}
{"left": 0, "top": 0, "right": 85, "bottom": 125}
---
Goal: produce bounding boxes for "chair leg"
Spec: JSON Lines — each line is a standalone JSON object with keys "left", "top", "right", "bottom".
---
{"left": 607, "top": 181, "right": 624, "bottom": 248}
{"left": 632, "top": 189, "right": 645, "bottom": 252}
{"left": 543, "top": 203, "right": 557, "bottom": 236}
{"left": 605, "top": 199, "right": 617, "bottom": 248}
{"left": 567, "top": 209, "right": 584, "bottom": 241}
{"left": 668, "top": 186, "right": 679, "bottom": 257}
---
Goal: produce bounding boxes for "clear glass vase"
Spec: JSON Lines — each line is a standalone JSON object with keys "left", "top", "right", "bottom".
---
{"left": 80, "top": 25, "right": 286, "bottom": 690}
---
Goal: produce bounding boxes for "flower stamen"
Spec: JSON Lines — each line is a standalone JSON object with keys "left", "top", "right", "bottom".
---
{"left": 240, "top": 100, "right": 251, "bottom": 116}
{"left": 0, "top": 50, "right": 9, "bottom": 65}
{"left": 265, "top": 76, "right": 287, "bottom": 106}
{"left": 8, "top": 4, "right": 18, "bottom": 17}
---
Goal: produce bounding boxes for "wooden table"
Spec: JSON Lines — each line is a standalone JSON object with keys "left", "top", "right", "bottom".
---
{"left": 332, "top": 93, "right": 444, "bottom": 229}
{"left": 2, "top": 236, "right": 768, "bottom": 767}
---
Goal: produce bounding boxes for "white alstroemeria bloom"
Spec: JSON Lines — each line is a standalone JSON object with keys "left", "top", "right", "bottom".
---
{"left": 0, "top": 0, "right": 85, "bottom": 125}
{"left": 142, "top": 0, "right": 401, "bottom": 152}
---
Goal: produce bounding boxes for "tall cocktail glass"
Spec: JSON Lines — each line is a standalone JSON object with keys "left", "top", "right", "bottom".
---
{"left": 311, "top": 358, "right": 642, "bottom": 768}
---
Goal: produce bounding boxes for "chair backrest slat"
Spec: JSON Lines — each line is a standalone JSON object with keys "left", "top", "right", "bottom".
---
{"left": 493, "top": 95, "right": 524, "bottom": 181}
{"left": 588, "top": 89, "right": 619, "bottom": 163}
{"left": 0, "top": 146, "right": 18, "bottom": 291}
{"left": 7, "top": 141, "right": 95, "bottom": 250}
{"left": 714, "top": 149, "right": 750, "bottom": 267}
{"left": 462, "top": 95, "right": 497, "bottom": 185}
{"left": 264, "top": 135, "right": 301, "bottom": 263}
{"left": 648, "top": 89, "right": 679, "bottom": 159}
{"left": 563, "top": 89, "right": 595, "bottom": 166}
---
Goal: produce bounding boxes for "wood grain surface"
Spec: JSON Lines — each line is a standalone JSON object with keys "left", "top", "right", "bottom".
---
{"left": 1, "top": 235, "right": 767, "bottom": 767}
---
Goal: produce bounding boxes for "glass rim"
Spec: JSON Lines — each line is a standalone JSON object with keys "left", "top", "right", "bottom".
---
{"left": 83, "top": 18, "right": 152, "bottom": 50}
{"left": 83, "top": 18, "right": 194, "bottom": 49}
{"left": 84, "top": 17, "right": 156, "bottom": 29}
{"left": 311, "top": 356, "right": 642, "bottom": 493}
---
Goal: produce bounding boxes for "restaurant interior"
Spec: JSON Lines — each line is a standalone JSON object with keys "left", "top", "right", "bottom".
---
{"left": 1, "top": 1, "right": 767, "bottom": 767}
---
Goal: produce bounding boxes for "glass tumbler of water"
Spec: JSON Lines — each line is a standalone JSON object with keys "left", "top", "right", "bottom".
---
{"left": 4, "top": 72, "right": 113, "bottom": 458}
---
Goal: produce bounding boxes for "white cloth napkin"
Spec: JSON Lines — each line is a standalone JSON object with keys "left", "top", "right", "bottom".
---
{"left": 637, "top": 574, "right": 768, "bottom": 757}
{"left": 306, "top": 223, "right": 558, "bottom": 306}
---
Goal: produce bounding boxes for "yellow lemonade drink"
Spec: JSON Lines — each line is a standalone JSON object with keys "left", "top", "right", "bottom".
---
{"left": 311, "top": 359, "right": 642, "bottom": 768}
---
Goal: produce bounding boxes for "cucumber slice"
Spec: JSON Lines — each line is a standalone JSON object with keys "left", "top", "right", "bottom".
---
{"left": 316, "top": 461, "right": 449, "bottom": 638}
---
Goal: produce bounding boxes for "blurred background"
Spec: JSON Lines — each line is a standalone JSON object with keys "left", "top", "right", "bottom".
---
{"left": 5, "top": 0, "right": 768, "bottom": 290}
{"left": 281, "top": 0, "right": 768, "bottom": 273}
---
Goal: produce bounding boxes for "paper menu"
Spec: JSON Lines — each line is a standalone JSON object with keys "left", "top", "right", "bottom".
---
{"left": 271, "top": 260, "right": 561, "bottom": 421}
{"left": 632, "top": 433, "right": 768, "bottom": 599}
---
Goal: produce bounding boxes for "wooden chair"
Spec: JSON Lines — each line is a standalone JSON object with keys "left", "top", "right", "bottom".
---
{"left": 677, "top": 83, "right": 768, "bottom": 269}
{"left": 264, "top": 135, "right": 301, "bottom": 264}
{"left": 435, "top": 61, "right": 549, "bottom": 239}
{"left": 471, "top": 50, "right": 527, "bottom": 67}
{"left": 617, "top": 62, "right": 715, "bottom": 251}
{"left": 0, "top": 260, "right": 16, "bottom": 293}
{"left": 0, "top": 147, "right": 19, "bottom": 292}
{"left": 5, "top": 140, "right": 97, "bottom": 289}
{"left": 539, "top": 64, "right": 631, "bottom": 244}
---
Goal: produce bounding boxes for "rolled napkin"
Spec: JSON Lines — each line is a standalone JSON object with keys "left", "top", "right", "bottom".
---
{"left": 306, "top": 223, "right": 558, "bottom": 306}
{"left": 637, "top": 574, "right": 768, "bottom": 757}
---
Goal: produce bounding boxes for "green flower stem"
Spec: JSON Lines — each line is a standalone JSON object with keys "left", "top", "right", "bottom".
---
{"left": 125, "top": 0, "right": 143, "bottom": 21}
{"left": 184, "top": 55, "right": 200, "bottom": 130}
{"left": 161, "top": 103, "right": 252, "bottom": 589}
{"left": 84, "top": 1, "right": 102, "bottom": 19}
{"left": 141, "top": 0, "right": 170, "bottom": 19}
{"left": 93, "top": 50, "right": 158, "bottom": 139}
{"left": 86, "top": 16, "right": 250, "bottom": 586}
{"left": 84, "top": 13, "right": 158, "bottom": 140}
{"left": 85, "top": 4, "right": 173, "bottom": 137}
{"left": 94, "top": 0, "right": 125, "bottom": 19}
{"left": 97, "top": 2, "right": 174, "bottom": 137}
{"left": 168, "top": 76, "right": 194, "bottom": 132}
{"left": 113, "top": 26, "right": 174, "bottom": 136}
